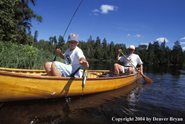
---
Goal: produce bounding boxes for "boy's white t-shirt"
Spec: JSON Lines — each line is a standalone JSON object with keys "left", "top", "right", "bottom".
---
{"left": 64, "top": 46, "right": 86, "bottom": 70}
{"left": 119, "top": 54, "right": 143, "bottom": 67}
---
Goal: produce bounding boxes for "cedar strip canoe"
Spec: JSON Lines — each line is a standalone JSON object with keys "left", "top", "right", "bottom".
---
{"left": 0, "top": 67, "right": 142, "bottom": 102}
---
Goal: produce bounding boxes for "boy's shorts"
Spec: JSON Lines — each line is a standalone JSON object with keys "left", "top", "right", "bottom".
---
{"left": 121, "top": 66, "right": 135, "bottom": 74}
{"left": 52, "top": 61, "right": 83, "bottom": 77}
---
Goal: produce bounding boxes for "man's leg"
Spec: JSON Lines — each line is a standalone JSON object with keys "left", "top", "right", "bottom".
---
{"left": 114, "top": 63, "right": 123, "bottom": 74}
{"left": 125, "top": 67, "right": 134, "bottom": 75}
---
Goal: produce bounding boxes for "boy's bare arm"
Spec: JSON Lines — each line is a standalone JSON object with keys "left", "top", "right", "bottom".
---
{"left": 55, "top": 48, "right": 64, "bottom": 59}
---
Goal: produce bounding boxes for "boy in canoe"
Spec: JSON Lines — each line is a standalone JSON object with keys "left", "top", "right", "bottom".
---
{"left": 114, "top": 45, "right": 143, "bottom": 75}
{"left": 44, "top": 33, "right": 89, "bottom": 77}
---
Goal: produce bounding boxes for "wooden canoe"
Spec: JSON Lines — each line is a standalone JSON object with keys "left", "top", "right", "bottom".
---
{"left": 0, "top": 67, "right": 142, "bottom": 102}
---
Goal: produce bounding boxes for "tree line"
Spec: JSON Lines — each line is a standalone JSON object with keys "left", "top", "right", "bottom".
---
{"left": 1, "top": 0, "right": 185, "bottom": 66}
{"left": 32, "top": 34, "right": 185, "bottom": 65}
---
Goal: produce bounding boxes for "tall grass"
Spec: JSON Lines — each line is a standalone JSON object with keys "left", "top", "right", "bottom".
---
{"left": 0, "top": 41, "right": 63, "bottom": 69}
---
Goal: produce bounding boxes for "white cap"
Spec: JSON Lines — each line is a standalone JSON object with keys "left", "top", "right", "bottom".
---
{"left": 128, "top": 45, "right": 135, "bottom": 50}
{"left": 67, "top": 33, "right": 79, "bottom": 42}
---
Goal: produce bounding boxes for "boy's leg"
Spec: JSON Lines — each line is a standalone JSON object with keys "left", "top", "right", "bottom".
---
{"left": 44, "top": 62, "right": 52, "bottom": 76}
{"left": 51, "top": 62, "right": 62, "bottom": 76}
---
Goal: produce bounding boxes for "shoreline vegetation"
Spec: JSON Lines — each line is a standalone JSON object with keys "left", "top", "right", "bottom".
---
{"left": 0, "top": 40, "right": 184, "bottom": 70}
{"left": 0, "top": 41, "right": 63, "bottom": 69}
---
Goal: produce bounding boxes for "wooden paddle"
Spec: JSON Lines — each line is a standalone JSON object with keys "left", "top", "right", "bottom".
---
{"left": 120, "top": 52, "right": 154, "bottom": 83}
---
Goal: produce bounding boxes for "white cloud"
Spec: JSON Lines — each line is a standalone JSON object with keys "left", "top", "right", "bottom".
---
{"left": 91, "top": 9, "right": 100, "bottom": 16}
{"left": 127, "top": 34, "right": 131, "bottom": 37}
{"left": 180, "top": 37, "right": 185, "bottom": 40}
{"left": 134, "top": 34, "right": 141, "bottom": 37}
{"left": 100, "top": 4, "right": 118, "bottom": 14}
{"left": 182, "top": 47, "right": 185, "bottom": 50}
{"left": 92, "top": 9, "right": 100, "bottom": 13}
{"left": 180, "top": 42, "right": 185, "bottom": 45}
{"left": 156, "top": 37, "right": 169, "bottom": 42}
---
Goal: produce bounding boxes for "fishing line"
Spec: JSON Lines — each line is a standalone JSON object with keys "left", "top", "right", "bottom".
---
{"left": 53, "top": 0, "right": 83, "bottom": 61}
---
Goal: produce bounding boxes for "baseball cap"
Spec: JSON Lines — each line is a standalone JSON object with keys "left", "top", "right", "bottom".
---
{"left": 68, "top": 33, "right": 79, "bottom": 42}
{"left": 128, "top": 45, "right": 135, "bottom": 50}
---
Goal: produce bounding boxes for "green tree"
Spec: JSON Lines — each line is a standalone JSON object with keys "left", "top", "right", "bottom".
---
{"left": 34, "top": 30, "right": 38, "bottom": 43}
{"left": 114, "top": 44, "right": 121, "bottom": 59}
{"left": 26, "top": 30, "right": 34, "bottom": 45}
{"left": 94, "top": 37, "right": 102, "bottom": 59}
{"left": 109, "top": 41, "right": 115, "bottom": 60}
{"left": 171, "top": 41, "right": 183, "bottom": 64}
{"left": 102, "top": 38, "right": 109, "bottom": 60}
{"left": 165, "top": 46, "right": 171, "bottom": 64}
{"left": 183, "top": 51, "right": 185, "bottom": 64}
{"left": 14, "top": 0, "right": 42, "bottom": 31}
{"left": 120, "top": 43, "right": 127, "bottom": 54}
{"left": 21, "top": 0, "right": 37, "bottom": 6}
{"left": 153, "top": 41, "right": 160, "bottom": 64}
{"left": 0, "top": 0, "right": 16, "bottom": 42}
{"left": 57, "top": 35, "right": 65, "bottom": 52}
{"left": 147, "top": 42, "right": 154, "bottom": 63}
{"left": 0, "top": 0, "right": 42, "bottom": 44}
{"left": 86, "top": 36, "right": 94, "bottom": 59}
{"left": 53, "top": 36, "right": 57, "bottom": 46}
{"left": 159, "top": 40, "right": 166, "bottom": 64}
{"left": 137, "top": 44, "right": 148, "bottom": 63}
{"left": 37, "top": 39, "right": 45, "bottom": 50}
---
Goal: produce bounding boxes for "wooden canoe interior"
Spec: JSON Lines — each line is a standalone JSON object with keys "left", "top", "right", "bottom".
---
{"left": 0, "top": 67, "right": 111, "bottom": 78}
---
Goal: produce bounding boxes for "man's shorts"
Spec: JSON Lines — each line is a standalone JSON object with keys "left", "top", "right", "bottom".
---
{"left": 52, "top": 61, "right": 83, "bottom": 77}
{"left": 121, "top": 66, "right": 135, "bottom": 74}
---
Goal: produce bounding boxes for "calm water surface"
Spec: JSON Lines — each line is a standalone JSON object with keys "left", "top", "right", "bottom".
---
{"left": 0, "top": 61, "right": 185, "bottom": 124}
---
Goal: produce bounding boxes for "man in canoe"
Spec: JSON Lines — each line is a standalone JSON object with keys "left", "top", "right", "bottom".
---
{"left": 44, "top": 33, "right": 89, "bottom": 77}
{"left": 114, "top": 45, "right": 143, "bottom": 75}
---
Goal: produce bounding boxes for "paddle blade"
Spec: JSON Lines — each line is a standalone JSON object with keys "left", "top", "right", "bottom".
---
{"left": 142, "top": 74, "right": 154, "bottom": 83}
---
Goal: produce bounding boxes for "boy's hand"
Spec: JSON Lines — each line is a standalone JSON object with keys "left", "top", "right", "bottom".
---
{"left": 79, "top": 59, "right": 89, "bottom": 69}
{"left": 55, "top": 48, "right": 61, "bottom": 55}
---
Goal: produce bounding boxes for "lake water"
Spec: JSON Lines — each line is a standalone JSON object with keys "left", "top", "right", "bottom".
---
{"left": 0, "top": 61, "right": 185, "bottom": 124}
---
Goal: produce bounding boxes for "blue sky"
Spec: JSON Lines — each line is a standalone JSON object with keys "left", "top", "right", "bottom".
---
{"left": 30, "top": 0, "right": 185, "bottom": 50}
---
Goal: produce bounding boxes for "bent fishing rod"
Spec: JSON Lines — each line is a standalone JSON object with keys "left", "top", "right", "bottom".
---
{"left": 53, "top": 0, "right": 83, "bottom": 61}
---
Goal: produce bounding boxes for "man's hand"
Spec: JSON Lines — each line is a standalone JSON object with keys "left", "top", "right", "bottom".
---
{"left": 116, "top": 49, "right": 122, "bottom": 61}
{"left": 139, "top": 70, "right": 143, "bottom": 75}
{"left": 118, "top": 49, "right": 122, "bottom": 53}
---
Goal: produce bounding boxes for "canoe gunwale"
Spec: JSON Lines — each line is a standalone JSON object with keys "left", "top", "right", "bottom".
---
{"left": 0, "top": 68, "right": 139, "bottom": 80}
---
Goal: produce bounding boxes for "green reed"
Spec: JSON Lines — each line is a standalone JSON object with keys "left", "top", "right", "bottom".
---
{"left": 0, "top": 41, "right": 63, "bottom": 69}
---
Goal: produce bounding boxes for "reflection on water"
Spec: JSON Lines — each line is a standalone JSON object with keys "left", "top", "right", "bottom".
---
{"left": 0, "top": 62, "right": 185, "bottom": 124}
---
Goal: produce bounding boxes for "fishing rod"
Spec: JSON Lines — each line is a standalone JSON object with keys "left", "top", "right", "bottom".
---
{"left": 53, "top": 0, "right": 83, "bottom": 61}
